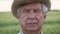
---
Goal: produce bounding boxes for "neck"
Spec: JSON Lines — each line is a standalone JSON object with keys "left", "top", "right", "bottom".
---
{"left": 22, "top": 30, "right": 41, "bottom": 34}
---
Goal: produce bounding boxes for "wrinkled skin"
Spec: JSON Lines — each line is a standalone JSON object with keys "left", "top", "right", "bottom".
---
{"left": 18, "top": 3, "right": 46, "bottom": 32}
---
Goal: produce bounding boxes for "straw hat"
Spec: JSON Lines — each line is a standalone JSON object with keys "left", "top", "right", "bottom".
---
{"left": 11, "top": 0, "right": 51, "bottom": 18}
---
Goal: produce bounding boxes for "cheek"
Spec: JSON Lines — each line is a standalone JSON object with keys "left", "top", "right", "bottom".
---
{"left": 36, "top": 13, "right": 44, "bottom": 25}
{"left": 19, "top": 14, "right": 28, "bottom": 26}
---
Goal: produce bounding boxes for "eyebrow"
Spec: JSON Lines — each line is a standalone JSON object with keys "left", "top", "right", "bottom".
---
{"left": 22, "top": 8, "right": 42, "bottom": 10}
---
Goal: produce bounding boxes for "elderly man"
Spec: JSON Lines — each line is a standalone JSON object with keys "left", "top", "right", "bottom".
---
{"left": 11, "top": 0, "right": 51, "bottom": 34}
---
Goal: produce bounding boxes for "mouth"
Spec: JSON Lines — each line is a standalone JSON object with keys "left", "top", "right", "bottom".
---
{"left": 27, "top": 23, "right": 38, "bottom": 26}
{"left": 26, "top": 20, "right": 38, "bottom": 25}
{"left": 27, "top": 23, "right": 38, "bottom": 25}
{"left": 26, "top": 19, "right": 39, "bottom": 27}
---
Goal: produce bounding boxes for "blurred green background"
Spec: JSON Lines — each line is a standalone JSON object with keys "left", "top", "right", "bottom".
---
{"left": 0, "top": 11, "right": 60, "bottom": 34}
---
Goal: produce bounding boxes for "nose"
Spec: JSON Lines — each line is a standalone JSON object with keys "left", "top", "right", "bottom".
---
{"left": 28, "top": 11, "right": 36, "bottom": 19}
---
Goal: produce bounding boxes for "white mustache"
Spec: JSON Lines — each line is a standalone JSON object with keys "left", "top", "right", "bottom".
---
{"left": 26, "top": 19, "right": 38, "bottom": 24}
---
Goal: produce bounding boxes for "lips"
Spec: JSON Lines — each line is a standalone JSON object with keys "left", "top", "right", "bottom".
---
{"left": 26, "top": 19, "right": 38, "bottom": 25}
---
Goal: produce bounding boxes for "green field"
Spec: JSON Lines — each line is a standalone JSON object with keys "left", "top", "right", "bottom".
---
{"left": 0, "top": 11, "right": 60, "bottom": 34}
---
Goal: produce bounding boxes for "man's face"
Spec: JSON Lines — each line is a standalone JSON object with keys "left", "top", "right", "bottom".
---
{"left": 18, "top": 3, "right": 46, "bottom": 32}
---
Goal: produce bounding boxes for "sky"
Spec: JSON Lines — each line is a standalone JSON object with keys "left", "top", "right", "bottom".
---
{"left": 0, "top": 0, "right": 60, "bottom": 12}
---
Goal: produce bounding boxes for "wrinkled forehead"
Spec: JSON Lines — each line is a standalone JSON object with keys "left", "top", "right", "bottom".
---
{"left": 20, "top": 3, "right": 42, "bottom": 10}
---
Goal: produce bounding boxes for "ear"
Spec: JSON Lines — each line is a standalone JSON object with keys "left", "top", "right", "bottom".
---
{"left": 44, "top": 15, "right": 46, "bottom": 19}
{"left": 16, "top": 14, "right": 20, "bottom": 20}
{"left": 44, "top": 12, "right": 48, "bottom": 19}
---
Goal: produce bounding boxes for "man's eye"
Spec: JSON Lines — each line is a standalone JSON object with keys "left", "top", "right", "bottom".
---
{"left": 23, "top": 9, "right": 30, "bottom": 13}
{"left": 34, "top": 9, "right": 41, "bottom": 13}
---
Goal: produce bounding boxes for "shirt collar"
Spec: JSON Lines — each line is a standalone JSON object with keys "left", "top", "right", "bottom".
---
{"left": 17, "top": 31, "right": 43, "bottom": 34}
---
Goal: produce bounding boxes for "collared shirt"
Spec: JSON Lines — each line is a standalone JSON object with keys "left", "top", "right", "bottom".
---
{"left": 17, "top": 31, "right": 23, "bottom": 34}
{"left": 17, "top": 31, "right": 43, "bottom": 34}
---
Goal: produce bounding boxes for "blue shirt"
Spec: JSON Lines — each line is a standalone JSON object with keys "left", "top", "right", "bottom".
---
{"left": 17, "top": 31, "right": 43, "bottom": 34}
